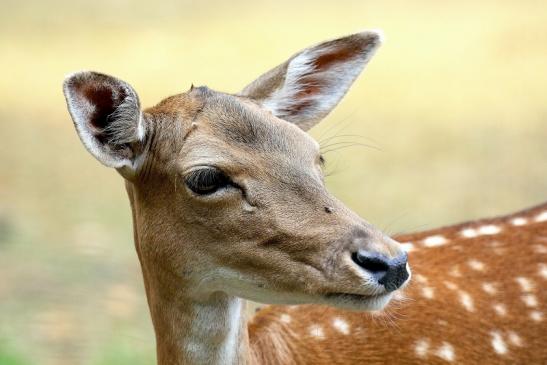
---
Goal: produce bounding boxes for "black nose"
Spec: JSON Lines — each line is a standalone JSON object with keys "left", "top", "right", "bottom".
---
{"left": 351, "top": 251, "right": 409, "bottom": 292}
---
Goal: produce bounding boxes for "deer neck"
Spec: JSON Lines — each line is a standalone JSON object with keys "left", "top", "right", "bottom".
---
{"left": 125, "top": 183, "right": 251, "bottom": 365}
{"left": 147, "top": 285, "right": 249, "bottom": 365}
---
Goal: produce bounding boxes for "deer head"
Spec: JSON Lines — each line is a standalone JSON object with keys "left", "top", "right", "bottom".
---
{"left": 63, "top": 31, "right": 410, "bottom": 364}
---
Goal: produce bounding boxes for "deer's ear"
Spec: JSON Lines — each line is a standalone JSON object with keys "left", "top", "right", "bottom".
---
{"left": 63, "top": 71, "right": 145, "bottom": 172}
{"left": 241, "top": 31, "right": 382, "bottom": 131}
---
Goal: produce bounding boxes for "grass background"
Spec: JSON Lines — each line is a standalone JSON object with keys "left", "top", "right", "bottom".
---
{"left": 1, "top": 0, "right": 546, "bottom": 364}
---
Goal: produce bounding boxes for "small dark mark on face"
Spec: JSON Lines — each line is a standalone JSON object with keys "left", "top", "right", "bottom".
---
{"left": 319, "top": 155, "right": 326, "bottom": 166}
{"left": 324, "top": 206, "right": 334, "bottom": 214}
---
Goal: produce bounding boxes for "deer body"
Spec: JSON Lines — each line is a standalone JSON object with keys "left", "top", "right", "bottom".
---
{"left": 63, "top": 30, "right": 546, "bottom": 364}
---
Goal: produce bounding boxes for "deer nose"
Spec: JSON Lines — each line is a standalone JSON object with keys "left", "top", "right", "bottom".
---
{"left": 351, "top": 251, "right": 409, "bottom": 292}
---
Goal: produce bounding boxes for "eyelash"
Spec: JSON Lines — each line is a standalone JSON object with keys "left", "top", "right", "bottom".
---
{"left": 184, "top": 168, "right": 233, "bottom": 195}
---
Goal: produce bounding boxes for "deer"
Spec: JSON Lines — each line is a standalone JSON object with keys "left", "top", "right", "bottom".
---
{"left": 62, "top": 30, "right": 547, "bottom": 364}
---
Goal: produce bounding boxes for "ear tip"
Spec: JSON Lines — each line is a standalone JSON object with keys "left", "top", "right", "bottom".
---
{"left": 63, "top": 70, "right": 92, "bottom": 94}
{"left": 355, "top": 29, "right": 385, "bottom": 45}
{"left": 63, "top": 70, "right": 108, "bottom": 89}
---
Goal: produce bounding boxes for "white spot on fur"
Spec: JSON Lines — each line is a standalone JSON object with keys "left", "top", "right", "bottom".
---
{"left": 444, "top": 281, "right": 458, "bottom": 291}
{"left": 539, "top": 264, "right": 547, "bottom": 279}
{"left": 491, "top": 331, "right": 508, "bottom": 355}
{"left": 309, "top": 325, "right": 325, "bottom": 339}
{"left": 401, "top": 242, "right": 415, "bottom": 252}
{"left": 530, "top": 311, "right": 543, "bottom": 322}
{"left": 421, "top": 287, "right": 435, "bottom": 299}
{"left": 414, "top": 274, "right": 428, "bottom": 284}
{"left": 332, "top": 318, "right": 350, "bottom": 335}
{"left": 478, "top": 225, "right": 502, "bottom": 235}
{"left": 515, "top": 277, "right": 534, "bottom": 292}
{"left": 534, "top": 244, "right": 547, "bottom": 254}
{"left": 507, "top": 331, "right": 523, "bottom": 347}
{"left": 468, "top": 259, "right": 485, "bottom": 271}
{"left": 414, "top": 338, "right": 430, "bottom": 357}
{"left": 459, "top": 291, "right": 475, "bottom": 312}
{"left": 522, "top": 294, "right": 538, "bottom": 307}
{"left": 435, "top": 342, "right": 455, "bottom": 362}
{"left": 493, "top": 303, "right": 507, "bottom": 317}
{"left": 535, "top": 211, "right": 547, "bottom": 222}
{"left": 482, "top": 282, "right": 497, "bottom": 295}
{"left": 461, "top": 228, "right": 478, "bottom": 238}
{"left": 423, "top": 235, "right": 448, "bottom": 247}
{"left": 280, "top": 314, "right": 292, "bottom": 324}
{"left": 511, "top": 217, "right": 528, "bottom": 226}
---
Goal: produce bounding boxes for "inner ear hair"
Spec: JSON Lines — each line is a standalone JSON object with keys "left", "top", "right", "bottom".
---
{"left": 63, "top": 71, "right": 145, "bottom": 171}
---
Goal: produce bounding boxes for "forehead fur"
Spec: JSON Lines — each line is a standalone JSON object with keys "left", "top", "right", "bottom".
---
{"left": 193, "top": 87, "right": 318, "bottom": 156}
{"left": 143, "top": 86, "right": 320, "bottom": 170}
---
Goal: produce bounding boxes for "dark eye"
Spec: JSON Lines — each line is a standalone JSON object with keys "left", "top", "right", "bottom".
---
{"left": 185, "top": 168, "right": 231, "bottom": 195}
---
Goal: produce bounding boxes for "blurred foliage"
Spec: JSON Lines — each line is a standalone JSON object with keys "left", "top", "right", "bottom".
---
{"left": 0, "top": 0, "right": 546, "bottom": 364}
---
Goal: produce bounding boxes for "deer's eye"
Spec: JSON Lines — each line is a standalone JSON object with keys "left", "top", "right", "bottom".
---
{"left": 185, "top": 168, "right": 231, "bottom": 195}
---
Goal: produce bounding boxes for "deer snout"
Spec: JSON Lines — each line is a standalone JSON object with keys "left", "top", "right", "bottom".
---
{"left": 351, "top": 251, "right": 409, "bottom": 292}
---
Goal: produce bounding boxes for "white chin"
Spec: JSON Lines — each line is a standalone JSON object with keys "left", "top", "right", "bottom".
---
{"left": 324, "top": 292, "right": 394, "bottom": 311}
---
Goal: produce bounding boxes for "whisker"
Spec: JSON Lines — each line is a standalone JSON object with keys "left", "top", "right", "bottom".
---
{"left": 321, "top": 140, "right": 381, "bottom": 151}
{"left": 321, "top": 142, "right": 381, "bottom": 155}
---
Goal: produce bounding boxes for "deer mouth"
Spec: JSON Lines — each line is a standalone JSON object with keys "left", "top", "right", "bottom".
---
{"left": 323, "top": 291, "right": 393, "bottom": 311}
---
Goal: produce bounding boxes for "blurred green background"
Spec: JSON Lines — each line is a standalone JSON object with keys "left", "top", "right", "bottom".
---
{"left": 1, "top": 0, "right": 546, "bottom": 364}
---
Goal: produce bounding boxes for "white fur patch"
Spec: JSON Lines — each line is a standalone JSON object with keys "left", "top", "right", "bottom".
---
{"left": 422, "top": 235, "right": 448, "bottom": 247}
{"left": 515, "top": 277, "right": 534, "bottom": 292}
{"left": 491, "top": 331, "right": 508, "bottom": 355}
{"left": 218, "top": 300, "right": 241, "bottom": 364}
{"left": 309, "top": 325, "right": 325, "bottom": 339}
{"left": 421, "top": 287, "right": 435, "bottom": 299}
{"left": 478, "top": 225, "right": 501, "bottom": 235}
{"left": 539, "top": 263, "right": 547, "bottom": 279}
{"left": 482, "top": 282, "right": 497, "bottom": 295}
{"left": 459, "top": 291, "right": 475, "bottom": 312}
{"left": 511, "top": 217, "right": 528, "bottom": 226}
{"left": 414, "top": 339, "right": 430, "bottom": 358}
{"left": 332, "top": 317, "right": 350, "bottom": 335}
{"left": 444, "top": 281, "right": 458, "bottom": 291}
{"left": 534, "top": 245, "right": 547, "bottom": 254}
{"left": 461, "top": 228, "right": 478, "bottom": 238}
{"left": 535, "top": 211, "right": 547, "bottom": 222}
{"left": 507, "top": 331, "right": 523, "bottom": 347}
{"left": 136, "top": 112, "right": 146, "bottom": 141}
{"left": 493, "top": 303, "right": 507, "bottom": 317}
{"left": 468, "top": 259, "right": 485, "bottom": 271}
{"left": 522, "top": 294, "right": 538, "bottom": 307}
{"left": 414, "top": 274, "right": 428, "bottom": 284}
{"left": 400, "top": 242, "right": 415, "bottom": 252}
{"left": 435, "top": 342, "right": 455, "bottom": 362}
{"left": 280, "top": 314, "right": 292, "bottom": 324}
{"left": 530, "top": 311, "right": 543, "bottom": 322}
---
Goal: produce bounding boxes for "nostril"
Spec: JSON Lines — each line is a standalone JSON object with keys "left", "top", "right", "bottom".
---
{"left": 352, "top": 252, "right": 410, "bottom": 292}
{"left": 351, "top": 252, "right": 390, "bottom": 274}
